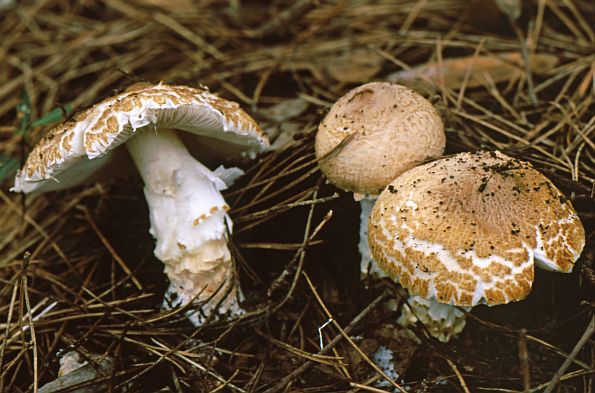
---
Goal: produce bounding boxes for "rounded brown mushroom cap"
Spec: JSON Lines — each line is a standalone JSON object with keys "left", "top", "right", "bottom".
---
{"left": 315, "top": 82, "right": 445, "bottom": 196}
{"left": 13, "top": 82, "right": 268, "bottom": 193}
{"left": 368, "top": 151, "right": 585, "bottom": 307}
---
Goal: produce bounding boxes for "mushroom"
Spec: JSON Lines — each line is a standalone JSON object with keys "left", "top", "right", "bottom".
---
{"left": 369, "top": 151, "right": 585, "bottom": 341}
{"left": 314, "top": 81, "right": 445, "bottom": 277}
{"left": 13, "top": 82, "right": 269, "bottom": 325}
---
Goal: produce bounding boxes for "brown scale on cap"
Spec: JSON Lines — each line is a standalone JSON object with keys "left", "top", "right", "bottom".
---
{"left": 315, "top": 82, "right": 445, "bottom": 196}
{"left": 23, "top": 108, "right": 92, "bottom": 180}
{"left": 368, "top": 151, "right": 585, "bottom": 307}
{"left": 18, "top": 83, "right": 266, "bottom": 185}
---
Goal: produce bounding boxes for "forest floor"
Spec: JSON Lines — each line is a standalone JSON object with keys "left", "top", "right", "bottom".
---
{"left": 0, "top": 1, "right": 593, "bottom": 392}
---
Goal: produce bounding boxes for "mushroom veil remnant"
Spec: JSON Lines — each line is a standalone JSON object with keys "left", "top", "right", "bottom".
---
{"left": 13, "top": 82, "right": 269, "bottom": 325}
{"left": 369, "top": 151, "right": 585, "bottom": 340}
{"left": 314, "top": 81, "right": 445, "bottom": 277}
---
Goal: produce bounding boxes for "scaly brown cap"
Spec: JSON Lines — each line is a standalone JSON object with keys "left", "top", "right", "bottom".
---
{"left": 369, "top": 151, "right": 585, "bottom": 307}
{"left": 13, "top": 82, "right": 268, "bottom": 193}
{"left": 315, "top": 82, "right": 445, "bottom": 196}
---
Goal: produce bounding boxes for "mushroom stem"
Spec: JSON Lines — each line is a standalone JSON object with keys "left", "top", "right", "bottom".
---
{"left": 125, "top": 128, "right": 241, "bottom": 324}
{"left": 359, "top": 196, "right": 386, "bottom": 279}
{"left": 397, "top": 295, "right": 466, "bottom": 343}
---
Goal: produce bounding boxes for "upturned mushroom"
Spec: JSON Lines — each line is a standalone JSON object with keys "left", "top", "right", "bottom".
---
{"left": 314, "top": 81, "right": 445, "bottom": 277}
{"left": 13, "top": 82, "right": 269, "bottom": 325}
{"left": 369, "top": 151, "right": 585, "bottom": 341}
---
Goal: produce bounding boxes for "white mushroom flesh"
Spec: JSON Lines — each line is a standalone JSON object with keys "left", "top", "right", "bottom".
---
{"left": 126, "top": 127, "right": 240, "bottom": 324}
{"left": 359, "top": 196, "right": 387, "bottom": 279}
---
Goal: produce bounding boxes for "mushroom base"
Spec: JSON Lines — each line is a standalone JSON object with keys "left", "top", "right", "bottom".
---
{"left": 162, "top": 238, "right": 244, "bottom": 325}
{"left": 397, "top": 295, "right": 467, "bottom": 343}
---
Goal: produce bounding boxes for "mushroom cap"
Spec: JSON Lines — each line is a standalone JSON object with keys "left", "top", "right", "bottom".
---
{"left": 315, "top": 82, "right": 445, "bottom": 196}
{"left": 13, "top": 83, "right": 269, "bottom": 193}
{"left": 368, "top": 151, "right": 585, "bottom": 307}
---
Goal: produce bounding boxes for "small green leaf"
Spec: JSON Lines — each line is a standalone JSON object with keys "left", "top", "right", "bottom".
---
{"left": 29, "top": 104, "right": 73, "bottom": 128}
{"left": 0, "top": 155, "right": 19, "bottom": 183}
{"left": 14, "top": 90, "right": 72, "bottom": 136}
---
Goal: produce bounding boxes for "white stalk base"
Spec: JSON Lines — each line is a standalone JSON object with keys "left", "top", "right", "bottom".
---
{"left": 126, "top": 128, "right": 244, "bottom": 325}
{"left": 397, "top": 295, "right": 467, "bottom": 343}
{"left": 359, "top": 197, "right": 386, "bottom": 279}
